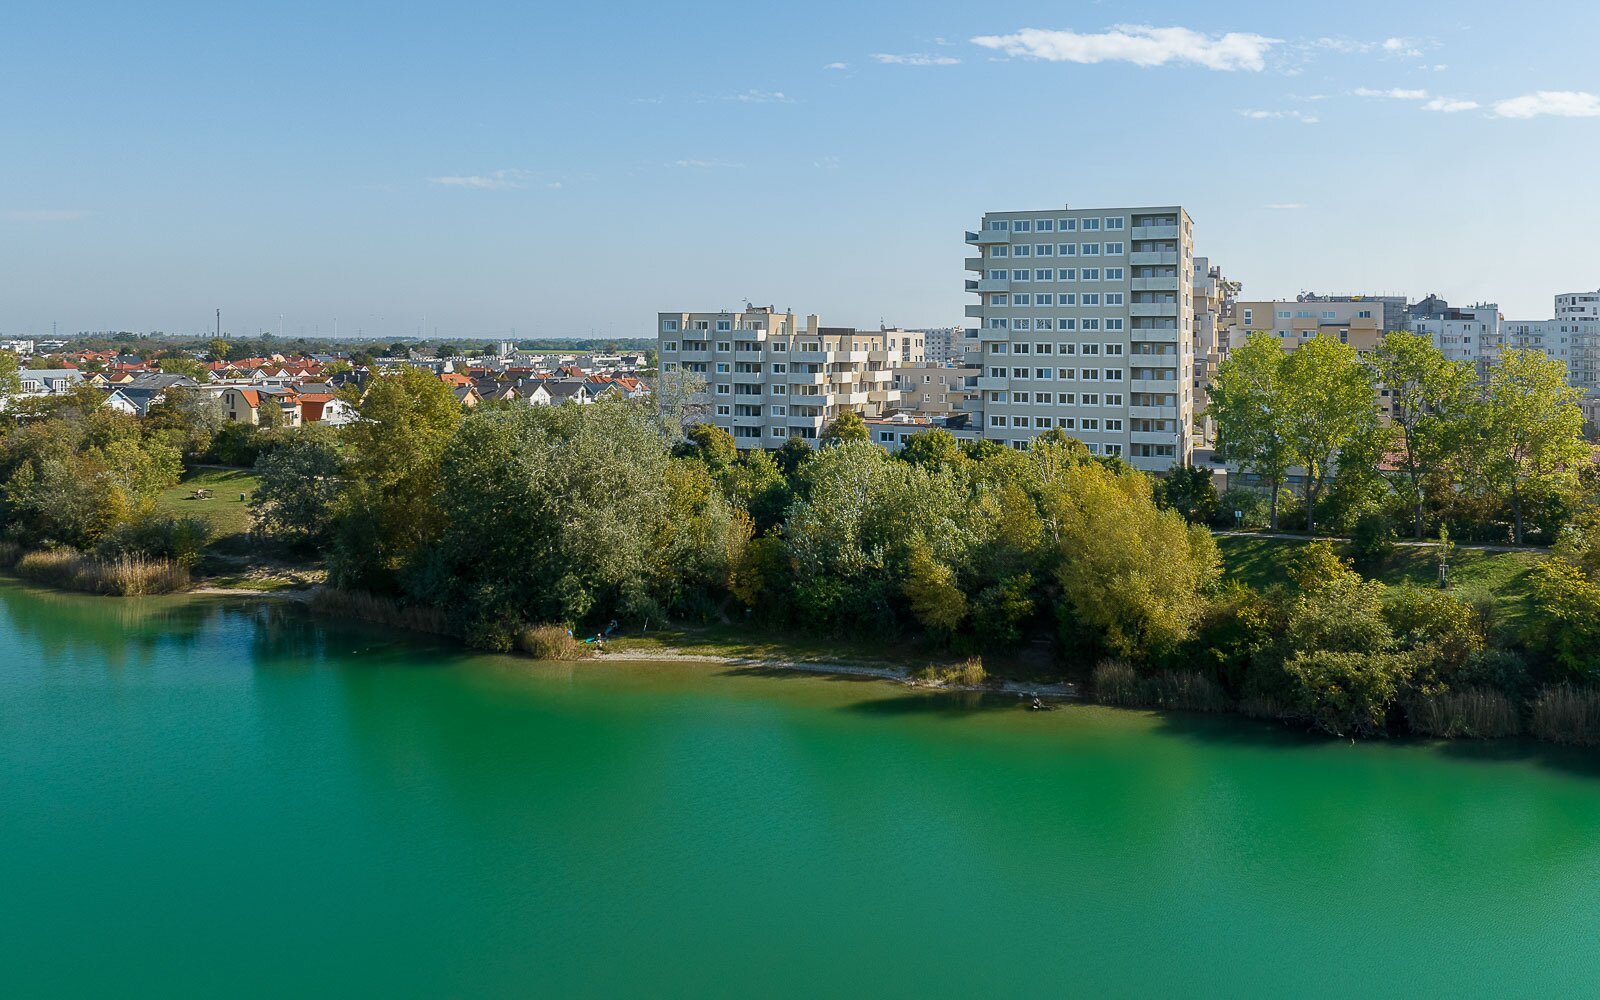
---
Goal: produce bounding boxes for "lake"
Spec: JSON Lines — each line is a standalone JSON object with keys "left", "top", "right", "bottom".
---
{"left": 2, "top": 579, "right": 1599, "bottom": 997}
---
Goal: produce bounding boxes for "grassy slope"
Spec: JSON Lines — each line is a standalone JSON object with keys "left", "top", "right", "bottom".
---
{"left": 1216, "top": 534, "right": 1546, "bottom": 628}
{"left": 153, "top": 468, "right": 260, "bottom": 545}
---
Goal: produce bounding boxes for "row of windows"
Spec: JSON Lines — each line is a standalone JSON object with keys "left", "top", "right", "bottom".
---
{"left": 986, "top": 318, "right": 1126, "bottom": 331}
{"left": 990, "top": 342, "right": 1123, "bottom": 356}
{"left": 986, "top": 367, "right": 1127, "bottom": 381}
{"left": 988, "top": 292, "right": 1126, "bottom": 306}
{"left": 989, "top": 414, "right": 1125, "bottom": 432}
{"left": 988, "top": 217, "right": 1128, "bottom": 232}
{"left": 988, "top": 391, "right": 1125, "bottom": 406}
{"left": 660, "top": 341, "right": 888, "bottom": 354}
{"left": 983, "top": 267, "right": 1125, "bottom": 282}
{"left": 988, "top": 242, "right": 1125, "bottom": 258}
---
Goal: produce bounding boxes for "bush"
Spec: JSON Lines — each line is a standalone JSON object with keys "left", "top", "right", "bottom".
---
{"left": 1406, "top": 688, "right": 1521, "bottom": 739}
{"left": 1213, "top": 487, "right": 1271, "bottom": 529}
{"left": 1530, "top": 685, "right": 1600, "bottom": 746}
{"left": 96, "top": 514, "right": 212, "bottom": 568}
{"left": 0, "top": 540, "right": 20, "bottom": 569}
{"left": 1281, "top": 649, "right": 1413, "bottom": 737}
{"left": 308, "top": 587, "right": 450, "bottom": 635}
{"left": 1140, "top": 671, "right": 1232, "bottom": 713}
{"left": 516, "top": 625, "right": 589, "bottom": 661}
{"left": 13, "top": 549, "right": 189, "bottom": 596}
{"left": 914, "top": 656, "right": 987, "bottom": 688}
{"left": 1350, "top": 513, "right": 1397, "bottom": 570}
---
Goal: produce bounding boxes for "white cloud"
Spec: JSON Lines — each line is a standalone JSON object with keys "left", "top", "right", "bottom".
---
{"left": 1265, "top": 203, "right": 1304, "bottom": 210}
{"left": 3, "top": 209, "right": 90, "bottom": 222}
{"left": 429, "top": 169, "right": 529, "bottom": 190}
{"left": 1314, "top": 35, "right": 1426, "bottom": 58}
{"left": 871, "top": 52, "right": 959, "bottom": 66}
{"left": 671, "top": 159, "right": 744, "bottom": 169}
{"left": 1423, "top": 97, "right": 1479, "bottom": 113}
{"left": 1353, "top": 87, "right": 1429, "bottom": 100}
{"left": 731, "top": 89, "right": 793, "bottom": 103}
{"left": 1491, "top": 91, "right": 1600, "bottom": 119}
{"left": 1237, "top": 109, "right": 1319, "bottom": 124}
{"left": 971, "top": 25, "right": 1280, "bottom": 71}
{"left": 823, "top": 62, "right": 848, "bottom": 70}
{"left": 1381, "top": 36, "right": 1424, "bottom": 58}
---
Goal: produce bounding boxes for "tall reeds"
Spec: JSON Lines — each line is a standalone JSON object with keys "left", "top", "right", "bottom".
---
{"left": 12, "top": 549, "right": 189, "bottom": 596}
{"left": 1407, "top": 688, "right": 1521, "bottom": 739}
{"left": 1530, "top": 685, "right": 1600, "bottom": 747}
{"left": 308, "top": 587, "right": 450, "bottom": 635}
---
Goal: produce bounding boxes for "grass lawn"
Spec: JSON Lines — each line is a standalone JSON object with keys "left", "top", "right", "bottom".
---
{"left": 153, "top": 467, "right": 260, "bottom": 547}
{"left": 1216, "top": 534, "right": 1548, "bottom": 629}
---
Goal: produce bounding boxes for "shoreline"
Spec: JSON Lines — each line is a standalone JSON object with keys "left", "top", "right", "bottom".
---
{"left": 594, "top": 647, "right": 1080, "bottom": 699}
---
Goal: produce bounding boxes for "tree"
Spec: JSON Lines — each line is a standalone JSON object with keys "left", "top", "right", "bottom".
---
{"left": 207, "top": 338, "right": 231, "bottom": 362}
{"left": 675, "top": 423, "right": 738, "bottom": 474}
{"left": 902, "top": 543, "right": 968, "bottom": 640}
{"left": 897, "top": 429, "right": 968, "bottom": 472}
{"left": 821, "top": 410, "right": 869, "bottom": 444}
{"left": 329, "top": 366, "right": 462, "bottom": 591}
{"left": 1155, "top": 465, "right": 1219, "bottom": 524}
{"left": 1281, "top": 336, "right": 1379, "bottom": 533}
{"left": 0, "top": 350, "right": 19, "bottom": 398}
{"left": 1208, "top": 333, "right": 1293, "bottom": 529}
{"left": 1373, "top": 332, "right": 1476, "bottom": 538}
{"left": 1045, "top": 461, "right": 1221, "bottom": 659}
{"left": 772, "top": 436, "right": 814, "bottom": 479}
{"left": 157, "top": 356, "right": 207, "bottom": 382}
{"left": 1470, "top": 349, "right": 1588, "bottom": 544}
{"left": 1527, "top": 559, "right": 1600, "bottom": 678}
{"left": 250, "top": 425, "right": 345, "bottom": 550}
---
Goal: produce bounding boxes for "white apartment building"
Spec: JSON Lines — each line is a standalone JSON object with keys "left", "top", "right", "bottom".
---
{"left": 1502, "top": 289, "right": 1600, "bottom": 391}
{"left": 0, "top": 339, "right": 35, "bottom": 358}
{"left": 916, "top": 328, "right": 962, "bottom": 365}
{"left": 657, "top": 307, "right": 904, "bottom": 447}
{"left": 964, "top": 205, "right": 1196, "bottom": 471}
{"left": 1191, "top": 257, "right": 1233, "bottom": 447}
{"left": 1412, "top": 303, "right": 1501, "bottom": 373}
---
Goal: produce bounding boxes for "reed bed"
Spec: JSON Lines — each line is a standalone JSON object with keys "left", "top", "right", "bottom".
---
{"left": 915, "top": 656, "right": 988, "bottom": 688}
{"left": 308, "top": 587, "right": 450, "bottom": 635}
{"left": 516, "top": 625, "right": 590, "bottom": 661}
{"left": 1407, "top": 688, "right": 1521, "bottom": 739}
{"left": 13, "top": 549, "right": 189, "bottom": 596}
{"left": 1092, "top": 660, "right": 1230, "bottom": 712}
{"left": 1530, "top": 685, "right": 1600, "bottom": 747}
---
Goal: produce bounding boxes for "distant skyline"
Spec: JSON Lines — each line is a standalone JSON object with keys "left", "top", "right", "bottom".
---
{"left": 4, "top": 0, "right": 1598, "bottom": 337}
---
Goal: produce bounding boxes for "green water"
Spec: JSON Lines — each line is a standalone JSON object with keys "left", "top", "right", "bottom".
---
{"left": 3, "top": 581, "right": 1600, "bottom": 998}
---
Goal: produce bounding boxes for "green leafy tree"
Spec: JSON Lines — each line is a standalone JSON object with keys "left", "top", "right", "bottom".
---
{"left": 820, "top": 410, "right": 869, "bottom": 444}
{"left": 250, "top": 425, "right": 345, "bottom": 550}
{"left": 207, "top": 338, "right": 231, "bottom": 362}
{"left": 1281, "top": 336, "right": 1379, "bottom": 533}
{"left": 897, "top": 429, "right": 969, "bottom": 472}
{"left": 1470, "top": 349, "right": 1588, "bottom": 544}
{"left": 1527, "top": 559, "right": 1600, "bottom": 678}
{"left": 156, "top": 356, "right": 206, "bottom": 381}
{"left": 1209, "top": 332, "right": 1293, "bottom": 529}
{"left": 0, "top": 350, "right": 20, "bottom": 398}
{"left": 902, "top": 543, "right": 968, "bottom": 640}
{"left": 1372, "top": 332, "right": 1477, "bottom": 538}
{"left": 1155, "top": 466, "right": 1220, "bottom": 524}
{"left": 675, "top": 423, "right": 738, "bottom": 474}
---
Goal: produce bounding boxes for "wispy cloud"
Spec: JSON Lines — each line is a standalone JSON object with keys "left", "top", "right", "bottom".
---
{"left": 1314, "top": 35, "right": 1426, "bottom": 58}
{"left": 730, "top": 89, "right": 793, "bottom": 104}
{"left": 1238, "top": 109, "right": 1319, "bottom": 124}
{"left": 823, "top": 62, "right": 848, "bottom": 70}
{"left": 3, "top": 209, "right": 91, "bottom": 222}
{"left": 1423, "top": 97, "right": 1479, "bottom": 113}
{"left": 670, "top": 159, "right": 744, "bottom": 169}
{"left": 1381, "top": 36, "right": 1424, "bottom": 58}
{"left": 1265, "top": 203, "right": 1304, "bottom": 210}
{"left": 871, "top": 52, "right": 959, "bottom": 66}
{"left": 971, "top": 25, "right": 1281, "bottom": 72}
{"left": 813, "top": 155, "right": 840, "bottom": 169}
{"left": 1492, "top": 91, "right": 1600, "bottom": 119}
{"left": 1353, "top": 87, "right": 1429, "bottom": 100}
{"left": 428, "top": 169, "right": 530, "bottom": 190}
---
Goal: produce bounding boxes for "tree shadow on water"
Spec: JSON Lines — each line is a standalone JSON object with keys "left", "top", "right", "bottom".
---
{"left": 842, "top": 690, "right": 1036, "bottom": 719}
{"left": 717, "top": 664, "right": 890, "bottom": 684}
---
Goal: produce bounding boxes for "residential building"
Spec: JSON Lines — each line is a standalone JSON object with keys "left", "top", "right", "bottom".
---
{"left": 893, "top": 362, "right": 981, "bottom": 416}
{"left": 1300, "top": 292, "right": 1409, "bottom": 334}
{"left": 1412, "top": 302, "right": 1502, "bottom": 375}
{"left": 917, "top": 328, "right": 962, "bottom": 365}
{"left": 964, "top": 204, "right": 1196, "bottom": 471}
{"left": 658, "top": 307, "right": 901, "bottom": 447}
{"left": 1190, "top": 257, "right": 1234, "bottom": 447}
{"left": 1224, "top": 298, "right": 1386, "bottom": 355}
{"left": 1501, "top": 289, "right": 1600, "bottom": 391}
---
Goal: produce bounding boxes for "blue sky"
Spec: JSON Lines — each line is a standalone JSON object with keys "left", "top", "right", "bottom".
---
{"left": 3, "top": 0, "right": 1598, "bottom": 339}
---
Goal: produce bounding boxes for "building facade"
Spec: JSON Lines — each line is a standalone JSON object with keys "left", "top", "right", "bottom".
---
{"left": 657, "top": 307, "right": 902, "bottom": 447}
{"left": 964, "top": 204, "right": 1196, "bottom": 471}
{"left": 1224, "top": 299, "right": 1386, "bottom": 355}
{"left": 893, "top": 361, "right": 981, "bottom": 416}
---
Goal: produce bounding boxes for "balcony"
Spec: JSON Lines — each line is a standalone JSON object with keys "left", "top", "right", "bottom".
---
{"left": 731, "top": 412, "right": 764, "bottom": 427}
{"left": 965, "top": 257, "right": 984, "bottom": 272}
{"left": 966, "top": 229, "right": 1010, "bottom": 245}
{"left": 976, "top": 279, "right": 1010, "bottom": 293}
{"left": 790, "top": 350, "right": 828, "bottom": 363}
{"left": 964, "top": 304, "right": 984, "bottom": 318}
{"left": 1130, "top": 251, "right": 1179, "bottom": 266}
{"left": 1132, "top": 430, "right": 1179, "bottom": 446}
{"left": 1131, "top": 225, "right": 1180, "bottom": 240}
{"left": 1132, "top": 378, "right": 1180, "bottom": 393}
{"left": 1131, "top": 303, "right": 1179, "bottom": 318}
{"left": 789, "top": 372, "right": 827, "bottom": 385}
{"left": 1129, "top": 405, "right": 1179, "bottom": 420}
{"left": 678, "top": 349, "right": 710, "bottom": 361}
{"left": 787, "top": 414, "right": 825, "bottom": 429}
{"left": 976, "top": 376, "right": 1009, "bottom": 390}
{"left": 1131, "top": 277, "right": 1179, "bottom": 292}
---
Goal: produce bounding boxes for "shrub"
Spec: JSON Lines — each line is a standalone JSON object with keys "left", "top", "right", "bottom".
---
{"left": 1140, "top": 671, "right": 1232, "bottom": 713}
{"left": 1214, "top": 487, "right": 1271, "bottom": 529}
{"left": 1530, "top": 685, "right": 1600, "bottom": 746}
{"left": 13, "top": 549, "right": 189, "bottom": 596}
{"left": 1406, "top": 688, "right": 1521, "bottom": 739}
{"left": 308, "top": 587, "right": 450, "bottom": 635}
{"left": 915, "top": 656, "right": 987, "bottom": 688}
{"left": 96, "top": 514, "right": 212, "bottom": 568}
{"left": 1350, "top": 512, "right": 1397, "bottom": 570}
{"left": 1281, "top": 649, "right": 1413, "bottom": 737}
{"left": 516, "top": 625, "right": 588, "bottom": 661}
{"left": 0, "top": 540, "right": 20, "bottom": 569}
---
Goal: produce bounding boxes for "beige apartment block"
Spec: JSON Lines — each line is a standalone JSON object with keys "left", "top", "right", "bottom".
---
{"left": 1191, "top": 256, "right": 1234, "bottom": 447}
{"left": 965, "top": 204, "right": 1196, "bottom": 471}
{"left": 657, "top": 307, "right": 902, "bottom": 447}
{"left": 893, "top": 362, "right": 981, "bottom": 416}
{"left": 1224, "top": 299, "right": 1385, "bottom": 355}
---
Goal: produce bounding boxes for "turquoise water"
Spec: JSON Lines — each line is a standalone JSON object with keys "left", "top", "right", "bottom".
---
{"left": 2, "top": 580, "right": 1599, "bottom": 997}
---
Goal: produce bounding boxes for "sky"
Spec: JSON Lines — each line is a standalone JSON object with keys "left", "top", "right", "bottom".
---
{"left": 3, "top": 0, "right": 1599, "bottom": 340}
